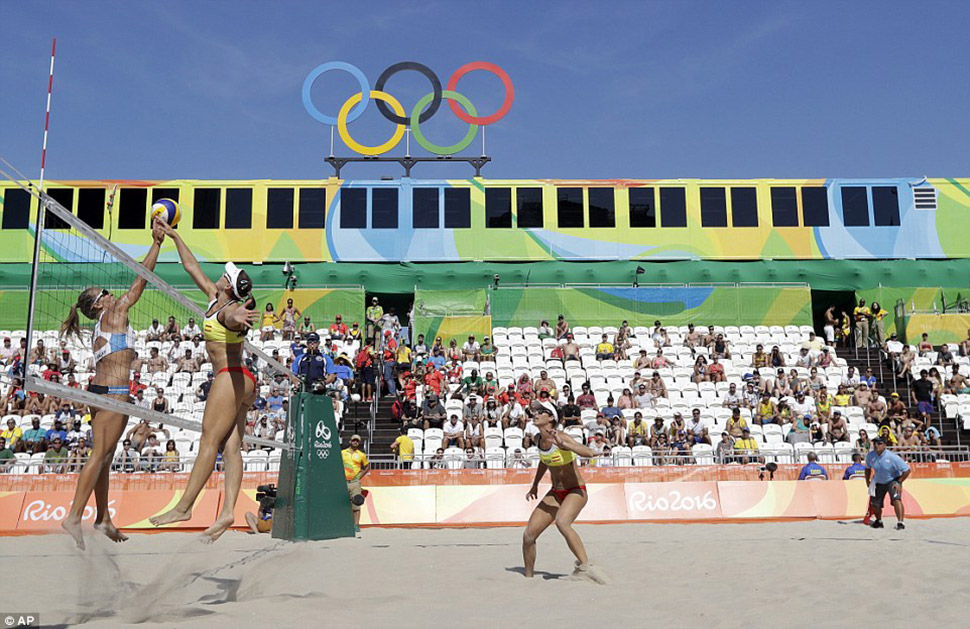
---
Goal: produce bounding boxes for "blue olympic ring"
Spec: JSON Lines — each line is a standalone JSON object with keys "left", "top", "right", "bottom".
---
{"left": 302, "top": 61, "right": 370, "bottom": 126}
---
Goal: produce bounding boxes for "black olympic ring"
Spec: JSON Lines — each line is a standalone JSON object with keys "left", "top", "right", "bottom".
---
{"left": 374, "top": 61, "right": 442, "bottom": 126}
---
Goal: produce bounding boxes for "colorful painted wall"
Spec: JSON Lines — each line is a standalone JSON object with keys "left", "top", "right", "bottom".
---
{"left": 2, "top": 176, "right": 968, "bottom": 263}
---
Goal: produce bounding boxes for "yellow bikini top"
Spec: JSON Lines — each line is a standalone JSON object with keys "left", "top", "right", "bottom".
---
{"left": 203, "top": 299, "right": 247, "bottom": 344}
{"left": 537, "top": 436, "right": 577, "bottom": 467}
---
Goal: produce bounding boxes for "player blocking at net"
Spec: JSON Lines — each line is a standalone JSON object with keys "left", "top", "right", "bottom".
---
{"left": 149, "top": 221, "right": 260, "bottom": 541}
{"left": 59, "top": 220, "right": 166, "bottom": 549}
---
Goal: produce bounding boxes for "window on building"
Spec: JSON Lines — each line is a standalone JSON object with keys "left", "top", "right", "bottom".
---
{"left": 266, "top": 188, "right": 294, "bottom": 228}
{"left": 730, "top": 187, "right": 758, "bottom": 227}
{"left": 770, "top": 187, "right": 798, "bottom": 227}
{"left": 588, "top": 187, "right": 615, "bottom": 228}
{"left": 1, "top": 188, "right": 31, "bottom": 230}
{"left": 298, "top": 188, "right": 326, "bottom": 229}
{"left": 659, "top": 187, "right": 687, "bottom": 227}
{"left": 628, "top": 187, "right": 656, "bottom": 228}
{"left": 150, "top": 188, "right": 181, "bottom": 230}
{"left": 516, "top": 187, "right": 543, "bottom": 228}
{"left": 413, "top": 188, "right": 439, "bottom": 229}
{"left": 340, "top": 188, "right": 366, "bottom": 229}
{"left": 485, "top": 187, "right": 512, "bottom": 228}
{"left": 841, "top": 186, "right": 869, "bottom": 226}
{"left": 700, "top": 187, "right": 727, "bottom": 227}
{"left": 801, "top": 187, "right": 829, "bottom": 226}
{"left": 193, "top": 188, "right": 221, "bottom": 229}
{"left": 372, "top": 188, "right": 398, "bottom": 229}
{"left": 118, "top": 188, "right": 147, "bottom": 229}
{"left": 225, "top": 188, "right": 253, "bottom": 229}
{"left": 77, "top": 188, "right": 106, "bottom": 230}
{"left": 557, "top": 187, "right": 584, "bottom": 228}
{"left": 44, "top": 188, "right": 73, "bottom": 229}
{"left": 444, "top": 188, "right": 471, "bottom": 228}
{"left": 872, "top": 186, "right": 900, "bottom": 226}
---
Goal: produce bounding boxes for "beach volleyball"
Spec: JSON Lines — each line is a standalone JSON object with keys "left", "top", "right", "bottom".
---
{"left": 150, "top": 198, "right": 180, "bottom": 227}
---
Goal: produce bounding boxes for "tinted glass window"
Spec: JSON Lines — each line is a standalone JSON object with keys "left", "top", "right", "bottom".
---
{"left": 340, "top": 188, "right": 366, "bottom": 228}
{"left": 193, "top": 188, "right": 221, "bottom": 229}
{"left": 225, "top": 188, "right": 252, "bottom": 229}
{"left": 151, "top": 188, "right": 179, "bottom": 205}
{"left": 801, "top": 187, "right": 829, "bottom": 226}
{"left": 730, "top": 187, "right": 758, "bottom": 227}
{"left": 872, "top": 186, "right": 900, "bottom": 226}
{"left": 699, "top": 187, "right": 727, "bottom": 227}
{"left": 841, "top": 186, "right": 869, "bottom": 226}
{"left": 266, "top": 188, "right": 294, "bottom": 228}
{"left": 118, "top": 188, "right": 147, "bottom": 229}
{"left": 516, "top": 187, "right": 543, "bottom": 228}
{"left": 485, "top": 188, "right": 512, "bottom": 228}
{"left": 1, "top": 188, "right": 31, "bottom": 229}
{"left": 413, "top": 188, "right": 439, "bottom": 229}
{"left": 770, "top": 187, "right": 798, "bottom": 227}
{"left": 659, "top": 187, "right": 687, "bottom": 227}
{"left": 444, "top": 188, "right": 471, "bottom": 228}
{"left": 372, "top": 188, "right": 398, "bottom": 229}
{"left": 44, "top": 188, "right": 73, "bottom": 229}
{"left": 588, "top": 187, "right": 615, "bottom": 228}
{"left": 628, "top": 187, "right": 656, "bottom": 228}
{"left": 298, "top": 188, "right": 326, "bottom": 229}
{"left": 77, "top": 188, "right": 106, "bottom": 230}
{"left": 557, "top": 188, "right": 584, "bottom": 228}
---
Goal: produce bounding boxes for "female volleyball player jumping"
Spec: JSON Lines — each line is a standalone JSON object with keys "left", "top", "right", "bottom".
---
{"left": 523, "top": 407, "right": 604, "bottom": 581}
{"left": 60, "top": 220, "right": 166, "bottom": 549}
{"left": 149, "top": 222, "right": 259, "bottom": 541}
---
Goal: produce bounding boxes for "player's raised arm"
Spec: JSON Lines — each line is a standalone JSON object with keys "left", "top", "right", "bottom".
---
{"left": 156, "top": 220, "right": 217, "bottom": 299}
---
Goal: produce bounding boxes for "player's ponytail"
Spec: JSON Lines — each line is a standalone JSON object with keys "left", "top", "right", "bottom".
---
{"left": 60, "top": 287, "right": 100, "bottom": 342}
{"left": 60, "top": 304, "right": 82, "bottom": 342}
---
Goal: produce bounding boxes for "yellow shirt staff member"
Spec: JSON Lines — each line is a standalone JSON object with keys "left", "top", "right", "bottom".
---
{"left": 391, "top": 428, "right": 415, "bottom": 463}
{"left": 342, "top": 434, "right": 369, "bottom": 532}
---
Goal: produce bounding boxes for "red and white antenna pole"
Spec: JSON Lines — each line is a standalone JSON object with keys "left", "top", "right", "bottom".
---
{"left": 38, "top": 37, "right": 56, "bottom": 192}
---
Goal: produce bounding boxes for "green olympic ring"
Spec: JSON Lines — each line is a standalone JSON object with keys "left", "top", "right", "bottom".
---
{"left": 410, "top": 90, "right": 479, "bottom": 156}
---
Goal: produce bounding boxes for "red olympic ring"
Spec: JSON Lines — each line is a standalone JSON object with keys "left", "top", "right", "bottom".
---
{"left": 446, "top": 62, "right": 515, "bottom": 125}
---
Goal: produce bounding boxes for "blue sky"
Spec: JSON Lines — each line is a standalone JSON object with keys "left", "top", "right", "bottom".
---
{"left": 1, "top": 0, "right": 968, "bottom": 181}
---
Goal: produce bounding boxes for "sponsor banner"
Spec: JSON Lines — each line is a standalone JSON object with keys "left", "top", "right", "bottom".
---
{"left": 361, "top": 486, "right": 437, "bottom": 525}
{"left": 16, "top": 489, "right": 220, "bottom": 531}
{"left": 717, "top": 481, "right": 820, "bottom": 519}
{"left": 624, "top": 482, "right": 721, "bottom": 520}
{"left": 0, "top": 492, "right": 25, "bottom": 530}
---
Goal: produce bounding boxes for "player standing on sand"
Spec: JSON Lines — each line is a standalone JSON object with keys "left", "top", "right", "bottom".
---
{"left": 148, "top": 221, "right": 259, "bottom": 541}
{"left": 523, "top": 408, "right": 604, "bottom": 580}
{"left": 60, "top": 220, "right": 166, "bottom": 549}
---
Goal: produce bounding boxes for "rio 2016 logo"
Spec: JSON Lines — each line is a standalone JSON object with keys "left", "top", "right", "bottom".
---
{"left": 314, "top": 420, "right": 333, "bottom": 459}
{"left": 302, "top": 61, "right": 514, "bottom": 156}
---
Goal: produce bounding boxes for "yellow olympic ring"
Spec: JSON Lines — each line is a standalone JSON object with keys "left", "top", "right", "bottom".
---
{"left": 337, "top": 90, "right": 405, "bottom": 156}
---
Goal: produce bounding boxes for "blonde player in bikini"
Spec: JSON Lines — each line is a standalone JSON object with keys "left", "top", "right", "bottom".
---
{"left": 523, "top": 407, "right": 604, "bottom": 581}
{"left": 149, "top": 222, "right": 259, "bottom": 541}
{"left": 60, "top": 220, "right": 165, "bottom": 549}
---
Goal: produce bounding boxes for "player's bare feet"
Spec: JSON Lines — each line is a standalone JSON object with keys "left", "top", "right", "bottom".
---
{"left": 61, "top": 516, "right": 85, "bottom": 550}
{"left": 149, "top": 507, "right": 192, "bottom": 527}
{"left": 95, "top": 520, "right": 129, "bottom": 543}
{"left": 199, "top": 514, "right": 234, "bottom": 543}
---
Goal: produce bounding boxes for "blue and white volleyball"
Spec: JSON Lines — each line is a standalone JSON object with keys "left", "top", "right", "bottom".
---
{"left": 150, "top": 198, "right": 181, "bottom": 227}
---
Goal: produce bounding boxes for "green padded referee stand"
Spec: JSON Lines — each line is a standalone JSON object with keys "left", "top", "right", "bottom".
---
{"left": 273, "top": 393, "right": 356, "bottom": 541}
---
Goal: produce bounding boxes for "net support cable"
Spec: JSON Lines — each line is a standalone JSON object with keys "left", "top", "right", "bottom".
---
{"left": 1, "top": 156, "right": 296, "bottom": 452}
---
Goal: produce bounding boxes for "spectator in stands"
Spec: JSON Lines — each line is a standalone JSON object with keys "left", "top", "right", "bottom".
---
{"left": 43, "top": 438, "right": 70, "bottom": 473}
{"left": 158, "top": 440, "right": 180, "bottom": 472}
{"left": 181, "top": 316, "right": 201, "bottom": 341}
{"left": 44, "top": 419, "right": 67, "bottom": 445}
{"left": 687, "top": 409, "right": 711, "bottom": 446}
{"left": 532, "top": 370, "right": 556, "bottom": 399}
{"left": 795, "top": 347, "right": 814, "bottom": 369}
{"left": 41, "top": 361, "right": 62, "bottom": 382}
{"left": 56, "top": 345, "right": 76, "bottom": 373}
{"left": 328, "top": 315, "right": 348, "bottom": 341}
{"left": 721, "top": 382, "right": 741, "bottom": 409}
{"left": 853, "top": 299, "right": 871, "bottom": 348}
{"left": 786, "top": 414, "right": 812, "bottom": 444}
{"left": 868, "top": 301, "right": 887, "bottom": 347}
{"left": 479, "top": 336, "right": 496, "bottom": 362}
{"left": 741, "top": 380, "right": 760, "bottom": 410}
{"left": 483, "top": 398, "right": 503, "bottom": 428}
{"left": 683, "top": 323, "right": 702, "bottom": 353}
{"left": 299, "top": 315, "right": 315, "bottom": 339}
{"left": 380, "top": 331, "right": 399, "bottom": 397}
{"left": 560, "top": 396, "right": 582, "bottom": 427}
{"left": 840, "top": 365, "right": 859, "bottom": 392}
{"left": 750, "top": 344, "right": 768, "bottom": 368}
{"left": 0, "top": 437, "right": 15, "bottom": 472}
{"left": 555, "top": 314, "right": 569, "bottom": 340}
{"left": 700, "top": 324, "right": 717, "bottom": 348}
{"left": 395, "top": 342, "right": 412, "bottom": 388}
{"left": 828, "top": 411, "right": 849, "bottom": 443}
{"left": 814, "top": 385, "right": 833, "bottom": 422}
{"left": 725, "top": 407, "right": 746, "bottom": 438}
{"left": 709, "top": 333, "right": 730, "bottom": 359}
{"left": 632, "top": 349, "right": 650, "bottom": 370}
{"left": 816, "top": 347, "right": 834, "bottom": 369}
{"left": 176, "top": 348, "right": 200, "bottom": 373}
{"left": 898, "top": 425, "right": 923, "bottom": 455}
{"left": 937, "top": 344, "right": 954, "bottom": 366}
{"left": 139, "top": 434, "right": 162, "bottom": 472}
{"left": 443, "top": 414, "right": 465, "bottom": 449}
{"left": 420, "top": 393, "right": 446, "bottom": 430}
{"left": 536, "top": 320, "right": 553, "bottom": 339}
{"left": 798, "top": 451, "right": 828, "bottom": 480}
{"left": 158, "top": 315, "right": 177, "bottom": 342}
{"left": 627, "top": 412, "right": 648, "bottom": 447}
{"left": 647, "top": 371, "right": 668, "bottom": 399}
{"left": 616, "top": 388, "right": 634, "bottom": 409}
{"left": 960, "top": 329, "right": 970, "bottom": 357}
{"left": 732, "top": 428, "right": 760, "bottom": 464}
{"left": 279, "top": 298, "right": 301, "bottom": 342}
{"left": 650, "top": 416, "right": 668, "bottom": 445}
{"left": 708, "top": 356, "right": 726, "bottom": 383}
{"left": 917, "top": 333, "right": 933, "bottom": 356}
{"left": 22, "top": 417, "right": 45, "bottom": 453}
{"left": 412, "top": 334, "right": 429, "bottom": 360}
{"left": 910, "top": 369, "right": 935, "bottom": 429}
{"left": 55, "top": 401, "right": 76, "bottom": 423}
{"left": 258, "top": 303, "right": 278, "bottom": 342}
{"left": 858, "top": 367, "right": 876, "bottom": 389}
{"left": 462, "top": 335, "right": 481, "bottom": 362}
{"left": 754, "top": 393, "right": 777, "bottom": 425}
{"left": 28, "top": 338, "right": 47, "bottom": 365}
{"left": 613, "top": 327, "right": 631, "bottom": 360}
{"left": 946, "top": 364, "right": 969, "bottom": 394}
{"left": 576, "top": 383, "right": 597, "bottom": 410}
{"left": 365, "top": 297, "right": 383, "bottom": 343}
{"left": 463, "top": 395, "right": 483, "bottom": 423}
{"left": 390, "top": 427, "right": 414, "bottom": 467}
{"left": 0, "top": 336, "right": 17, "bottom": 364}
{"left": 594, "top": 334, "right": 613, "bottom": 361}
{"left": 692, "top": 356, "right": 709, "bottom": 383}
{"left": 195, "top": 372, "right": 214, "bottom": 402}
{"left": 145, "top": 347, "right": 169, "bottom": 374}
{"left": 560, "top": 334, "right": 578, "bottom": 362}
{"left": 600, "top": 396, "right": 621, "bottom": 421}
{"left": 866, "top": 391, "right": 887, "bottom": 424}
{"left": 2, "top": 417, "right": 23, "bottom": 453}
{"left": 634, "top": 383, "right": 654, "bottom": 409}
{"left": 710, "top": 431, "right": 732, "bottom": 463}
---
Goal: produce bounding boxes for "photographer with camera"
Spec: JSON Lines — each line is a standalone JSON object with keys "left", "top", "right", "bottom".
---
{"left": 245, "top": 483, "right": 277, "bottom": 534}
{"left": 342, "top": 434, "right": 369, "bottom": 533}
{"left": 294, "top": 332, "right": 338, "bottom": 395}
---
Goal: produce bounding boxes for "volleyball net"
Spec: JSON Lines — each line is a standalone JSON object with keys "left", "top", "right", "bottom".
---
{"left": 0, "top": 157, "right": 291, "bottom": 451}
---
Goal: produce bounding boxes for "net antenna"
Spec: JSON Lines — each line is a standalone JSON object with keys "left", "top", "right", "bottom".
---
{"left": 0, "top": 155, "right": 294, "bottom": 451}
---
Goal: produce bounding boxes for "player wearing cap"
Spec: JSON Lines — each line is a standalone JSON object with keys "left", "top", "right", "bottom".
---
{"left": 864, "top": 436, "right": 911, "bottom": 530}
{"left": 59, "top": 219, "right": 166, "bottom": 549}
{"left": 149, "top": 221, "right": 262, "bottom": 541}
{"left": 342, "top": 434, "right": 369, "bottom": 532}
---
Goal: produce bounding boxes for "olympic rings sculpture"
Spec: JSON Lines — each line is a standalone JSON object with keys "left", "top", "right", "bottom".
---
{"left": 302, "top": 61, "right": 514, "bottom": 156}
